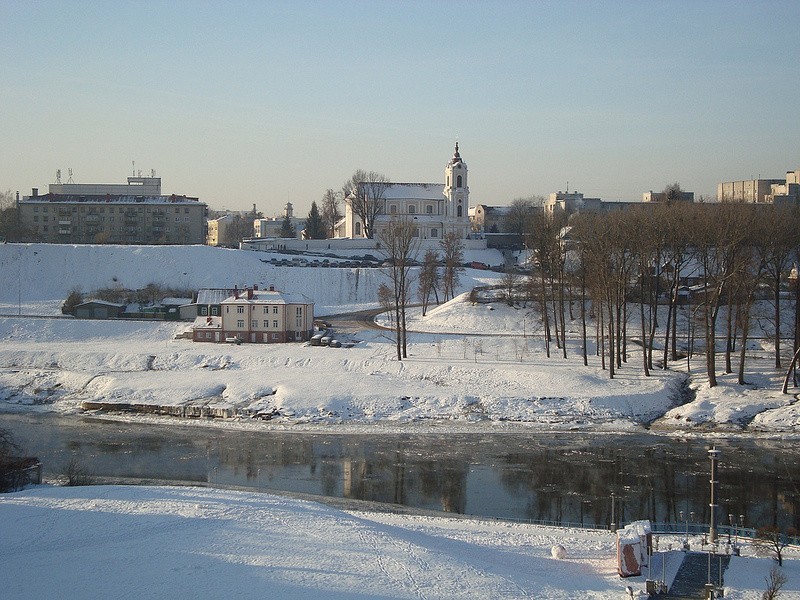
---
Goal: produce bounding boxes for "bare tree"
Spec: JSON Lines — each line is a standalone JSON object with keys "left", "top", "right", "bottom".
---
{"left": 440, "top": 232, "right": 464, "bottom": 301}
{"left": 662, "top": 182, "right": 685, "bottom": 205}
{"left": 759, "top": 206, "right": 800, "bottom": 369}
{"left": 379, "top": 219, "right": 420, "bottom": 360}
{"left": 691, "top": 204, "right": 750, "bottom": 387}
{"left": 343, "top": 170, "right": 390, "bottom": 239}
{"left": 321, "top": 189, "right": 342, "bottom": 238}
{"left": 763, "top": 565, "right": 787, "bottom": 600}
{"left": 503, "top": 197, "right": 541, "bottom": 241}
{"left": 418, "top": 248, "right": 440, "bottom": 316}
{"left": 755, "top": 525, "right": 797, "bottom": 567}
{"left": 500, "top": 270, "right": 520, "bottom": 306}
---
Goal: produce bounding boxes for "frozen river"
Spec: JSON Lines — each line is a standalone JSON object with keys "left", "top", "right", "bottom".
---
{"left": 2, "top": 412, "right": 799, "bottom": 531}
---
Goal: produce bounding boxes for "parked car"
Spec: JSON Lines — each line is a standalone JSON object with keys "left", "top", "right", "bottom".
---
{"left": 225, "top": 336, "right": 242, "bottom": 345}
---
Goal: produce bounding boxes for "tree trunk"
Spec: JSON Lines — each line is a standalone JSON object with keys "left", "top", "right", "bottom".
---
{"left": 775, "top": 276, "right": 782, "bottom": 369}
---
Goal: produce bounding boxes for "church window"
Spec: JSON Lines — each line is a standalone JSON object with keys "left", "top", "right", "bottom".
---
{"left": 457, "top": 206, "right": 463, "bottom": 217}
{"left": 408, "top": 205, "right": 415, "bottom": 214}
{"left": 431, "top": 228, "right": 438, "bottom": 238}
{"left": 354, "top": 222, "right": 361, "bottom": 236}
{"left": 426, "top": 205, "right": 433, "bottom": 214}
{"left": 457, "top": 175, "right": 462, "bottom": 188}
{"left": 389, "top": 205, "right": 397, "bottom": 214}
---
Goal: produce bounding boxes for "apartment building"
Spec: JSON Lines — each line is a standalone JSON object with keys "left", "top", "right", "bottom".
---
{"left": 18, "top": 176, "right": 207, "bottom": 244}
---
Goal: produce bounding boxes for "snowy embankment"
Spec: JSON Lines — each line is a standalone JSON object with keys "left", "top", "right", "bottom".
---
{"left": 0, "top": 243, "right": 798, "bottom": 431}
{"left": 2, "top": 485, "right": 798, "bottom": 600}
{"left": 0, "top": 312, "right": 679, "bottom": 430}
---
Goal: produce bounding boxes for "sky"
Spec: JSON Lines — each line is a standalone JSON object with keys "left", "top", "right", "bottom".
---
{"left": 2, "top": 1, "right": 798, "bottom": 216}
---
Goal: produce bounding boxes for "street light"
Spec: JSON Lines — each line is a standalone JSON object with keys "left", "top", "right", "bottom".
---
{"left": 610, "top": 492, "right": 616, "bottom": 532}
{"left": 708, "top": 446, "right": 721, "bottom": 544}
{"left": 680, "top": 510, "right": 690, "bottom": 551}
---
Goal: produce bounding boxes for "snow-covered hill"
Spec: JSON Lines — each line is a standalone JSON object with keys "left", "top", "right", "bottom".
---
{"left": 0, "top": 243, "right": 504, "bottom": 315}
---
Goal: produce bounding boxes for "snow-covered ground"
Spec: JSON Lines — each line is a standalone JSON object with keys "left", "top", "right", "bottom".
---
{"left": 2, "top": 484, "right": 798, "bottom": 600}
{"left": 1, "top": 243, "right": 799, "bottom": 432}
{"left": 3, "top": 244, "right": 800, "bottom": 599}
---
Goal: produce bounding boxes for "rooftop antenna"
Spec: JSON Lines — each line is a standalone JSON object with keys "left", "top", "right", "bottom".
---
{"left": 56, "top": 169, "right": 62, "bottom": 184}
{"left": 566, "top": 181, "right": 569, "bottom": 193}
{"left": 67, "top": 168, "right": 74, "bottom": 184}
{"left": 151, "top": 169, "right": 156, "bottom": 178}
{"left": 132, "top": 160, "right": 135, "bottom": 177}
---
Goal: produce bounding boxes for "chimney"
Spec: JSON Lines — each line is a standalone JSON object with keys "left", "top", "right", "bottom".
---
{"left": 32, "top": 188, "right": 38, "bottom": 197}
{"left": 269, "top": 285, "right": 275, "bottom": 292}
{"left": 247, "top": 288, "right": 253, "bottom": 300}
{"left": 234, "top": 286, "right": 239, "bottom": 299}
{"left": 253, "top": 284, "right": 259, "bottom": 291}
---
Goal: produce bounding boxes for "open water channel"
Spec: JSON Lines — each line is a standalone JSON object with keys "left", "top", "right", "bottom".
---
{"left": 3, "top": 412, "right": 800, "bottom": 532}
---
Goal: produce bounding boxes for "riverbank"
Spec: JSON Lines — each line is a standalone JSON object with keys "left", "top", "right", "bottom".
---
{"left": 2, "top": 483, "right": 798, "bottom": 600}
{"left": 1, "top": 301, "right": 798, "bottom": 435}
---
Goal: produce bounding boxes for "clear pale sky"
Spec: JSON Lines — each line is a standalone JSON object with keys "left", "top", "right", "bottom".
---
{"left": 2, "top": 0, "right": 798, "bottom": 216}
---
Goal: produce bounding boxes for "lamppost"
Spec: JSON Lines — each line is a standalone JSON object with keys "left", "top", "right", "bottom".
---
{"left": 709, "top": 446, "right": 721, "bottom": 544}
{"left": 680, "top": 510, "right": 690, "bottom": 551}
{"left": 610, "top": 492, "right": 616, "bottom": 532}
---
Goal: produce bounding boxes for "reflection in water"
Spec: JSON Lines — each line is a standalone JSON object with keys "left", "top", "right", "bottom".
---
{"left": 2, "top": 413, "right": 799, "bottom": 530}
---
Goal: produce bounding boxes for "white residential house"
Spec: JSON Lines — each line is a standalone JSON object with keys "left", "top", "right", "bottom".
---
{"left": 192, "top": 286, "right": 314, "bottom": 343}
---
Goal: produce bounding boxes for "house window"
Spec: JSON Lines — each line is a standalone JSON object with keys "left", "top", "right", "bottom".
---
{"left": 273, "top": 320, "right": 278, "bottom": 328}
{"left": 251, "top": 320, "right": 258, "bottom": 328}
{"left": 200, "top": 306, "right": 208, "bottom": 316}
{"left": 296, "top": 317, "right": 302, "bottom": 328}
{"left": 263, "top": 306, "right": 269, "bottom": 314}
{"left": 184, "top": 217, "right": 189, "bottom": 222}
{"left": 296, "top": 307, "right": 302, "bottom": 316}
{"left": 237, "top": 319, "right": 244, "bottom": 328}
{"left": 389, "top": 205, "right": 397, "bottom": 214}
{"left": 237, "top": 306, "right": 244, "bottom": 314}
{"left": 431, "top": 228, "right": 438, "bottom": 238}
{"left": 272, "top": 333, "right": 279, "bottom": 340}
{"left": 354, "top": 222, "right": 361, "bottom": 236}
{"left": 211, "top": 306, "right": 219, "bottom": 316}
{"left": 263, "top": 320, "right": 269, "bottom": 328}
{"left": 175, "top": 217, "right": 180, "bottom": 222}
{"left": 272, "top": 306, "right": 278, "bottom": 314}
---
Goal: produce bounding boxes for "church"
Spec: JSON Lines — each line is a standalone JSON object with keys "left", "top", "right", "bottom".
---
{"left": 340, "top": 143, "right": 471, "bottom": 241}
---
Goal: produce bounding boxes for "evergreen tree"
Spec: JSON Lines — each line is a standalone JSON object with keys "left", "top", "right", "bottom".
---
{"left": 304, "top": 201, "right": 326, "bottom": 239}
{"left": 279, "top": 213, "right": 296, "bottom": 238}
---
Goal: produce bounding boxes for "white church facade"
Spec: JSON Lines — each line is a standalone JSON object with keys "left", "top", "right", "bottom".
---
{"left": 340, "top": 143, "right": 471, "bottom": 240}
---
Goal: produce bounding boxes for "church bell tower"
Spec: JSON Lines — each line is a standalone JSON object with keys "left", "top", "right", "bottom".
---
{"left": 444, "top": 142, "right": 469, "bottom": 235}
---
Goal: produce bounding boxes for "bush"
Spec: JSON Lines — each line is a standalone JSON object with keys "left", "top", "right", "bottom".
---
{"left": 61, "top": 289, "right": 84, "bottom": 315}
{"left": 64, "top": 457, "right": 92, "bottom": 486}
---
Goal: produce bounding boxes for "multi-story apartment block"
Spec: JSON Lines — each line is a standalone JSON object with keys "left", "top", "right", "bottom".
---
{"left": 717, "top": 178, "right": 785, "bottom": 203}
{"left": 192, "top": 285, "right": 314, "bottom": 343}
{"left": 18, "top": 176, "right": 207, "bottom": 244}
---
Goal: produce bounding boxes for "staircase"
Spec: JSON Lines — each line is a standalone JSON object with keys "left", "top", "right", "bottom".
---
{"left": 660, "top": 552, "right": 730, "bottom": 599}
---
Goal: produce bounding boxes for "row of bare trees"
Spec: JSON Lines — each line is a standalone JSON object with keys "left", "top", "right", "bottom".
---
{"left": 378, "top": 221, "right": 464, "bottom": 361}
{"left": 519, "top": 202, "right": 800, "bottom": 389}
